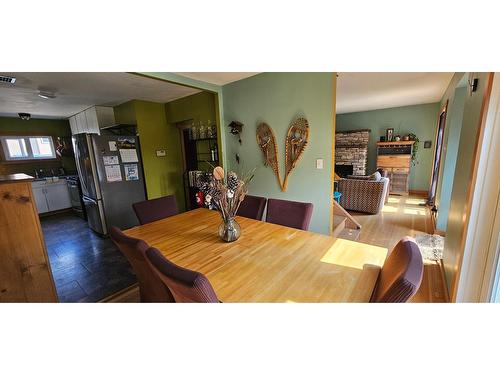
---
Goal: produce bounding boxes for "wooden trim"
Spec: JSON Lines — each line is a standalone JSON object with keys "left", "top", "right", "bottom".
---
{"left": 330, "top": 73, "right": 337, "bottom": 237}
{"left": 376, "top": 141, "right": 415, "bottom": 146}
{"left": 439, "top": 259, "right": 451, "bottom": 302}
{"left": 451, "top": 73, "right": 495, "bottom": 302}
{"left": 99, "top": 283, "right": 140, "bottom": 303}
{"left": 333, "top": 200, "right": 362, "bottom": 230}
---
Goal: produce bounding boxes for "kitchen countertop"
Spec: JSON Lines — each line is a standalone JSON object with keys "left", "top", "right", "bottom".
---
{"left": 0, "top": 173, "right": 35, "bottom": 184}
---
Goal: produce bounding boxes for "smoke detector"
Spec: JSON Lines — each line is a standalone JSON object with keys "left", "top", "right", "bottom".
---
{"left": 0, "top": 75, "right": 16, "bottom": 84}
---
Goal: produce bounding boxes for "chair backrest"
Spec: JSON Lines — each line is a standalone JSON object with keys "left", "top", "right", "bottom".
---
{"left": 145, "top": 247, "right": 219, "bottom": 303}
{"left": 132, "top": 195, "right": 178, "bottom": 225}
{"left": 109, "top": 226, "right": 174, "bottom": 302}
{"left": 265, "top": 198, "right": 314, "bottom": 230}
{"left": 371, "top": 236, "right": 424, "bottom": 303}
{"left": 237, "top": 195, "right": 267, "bottom": 221}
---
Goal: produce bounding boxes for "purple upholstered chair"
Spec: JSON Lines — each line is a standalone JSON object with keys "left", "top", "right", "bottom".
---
{"left": 237, "top": 195, "right": 267, "bottom": 221}
{"left": 132, "top": 195, "right": 178, "bottom": 225}
{"left": 145, "top": 247, "right": 220, "bottom": 303}
{"left": 109, "top": 226, "right": 174, "bottom": 303}
{"left": 265, "top": 198, "right": 314, "bottom": 231}
{"left": 371, "top": 236, "right": 424, "bottom": 303}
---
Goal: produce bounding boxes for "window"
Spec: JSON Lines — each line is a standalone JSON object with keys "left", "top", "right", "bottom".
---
{"left": 1, "top": 136, "right": 56, "bottom": 161}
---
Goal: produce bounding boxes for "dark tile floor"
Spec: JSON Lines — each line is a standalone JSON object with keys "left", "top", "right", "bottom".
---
{"left": 41, "top": 212, "right": 137, "bottom": 302}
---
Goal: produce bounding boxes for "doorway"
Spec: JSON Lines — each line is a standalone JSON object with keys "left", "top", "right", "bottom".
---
{"left": 427, "top": 102, "right": 448, "bottom": 206}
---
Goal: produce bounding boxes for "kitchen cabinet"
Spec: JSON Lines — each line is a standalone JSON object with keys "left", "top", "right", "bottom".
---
{"left": 32, "top": 180, "right": 72, "bottom": 213}
{"left": 32, "top": 185, "right": 49, "bottom": 213}
{"left": 0, "top": 174, "right": 58, "bottom": 302}
{"left": 68, "top": 106, "right": 115, "bottom": 135}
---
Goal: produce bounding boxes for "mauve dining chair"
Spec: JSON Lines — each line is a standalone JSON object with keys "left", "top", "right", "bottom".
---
{"left": 265, "top": 198, "right": 314, "bottom": 230}
{"left": 370, "top": 236, "right": 424, "bottom": 303}
{"left": 145, "top": 247, "right": 220, "bottom": 303}
{"left": 237, "top": 195, "right": 267, "bottom": 221}
{"left": 132, "top": 195, "right": 178, "bottom": 225}
{"left": 109, "top": 226, "right": 174, "bottom": 303}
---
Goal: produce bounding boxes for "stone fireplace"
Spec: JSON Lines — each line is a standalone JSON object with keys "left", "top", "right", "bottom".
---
{"left": 335, "top": 129, "right": 370, "bottom": 176}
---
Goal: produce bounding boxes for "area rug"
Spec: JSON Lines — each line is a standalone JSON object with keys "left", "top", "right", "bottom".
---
{"left": 414, "top": 234, "right": 445, "bottom": 261}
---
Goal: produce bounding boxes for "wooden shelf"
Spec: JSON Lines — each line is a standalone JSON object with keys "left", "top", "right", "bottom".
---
{"left": 377, "top": 141, "right": 415, "bottom": 146}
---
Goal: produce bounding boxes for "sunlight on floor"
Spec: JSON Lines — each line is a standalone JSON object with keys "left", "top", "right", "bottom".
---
{"left": 388, "top": 197, "right": 400, "bottom": 204}
{"left": 403, "top": 208, "right": 427, "bottom": 216}
{"left": 405, "top": 198, "right": 426, "bottom": 205}
{"left": 382, "top": 205, "right": 398, "bottom": 213}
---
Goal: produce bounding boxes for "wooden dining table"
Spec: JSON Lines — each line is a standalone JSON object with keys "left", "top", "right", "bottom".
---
{"left": 125, "top": 208, "right": 388, "bottom": 302}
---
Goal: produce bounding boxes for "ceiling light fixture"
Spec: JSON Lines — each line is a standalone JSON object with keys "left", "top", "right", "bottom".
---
{"left": 38, "top": 91, "right": 56, "bottom": 99}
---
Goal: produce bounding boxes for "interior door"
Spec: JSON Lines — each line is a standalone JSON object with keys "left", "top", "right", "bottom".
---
{"left": 428, "top": 102, "right": 448, "bottom": 206}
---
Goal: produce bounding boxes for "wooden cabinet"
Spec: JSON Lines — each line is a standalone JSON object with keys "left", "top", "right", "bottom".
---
{"left": 0, "top": 174, "right": 58, "bottom": 302}
{"left": 31, "top": 180, "right": 72, "bottom": 213}
{"left": 68, "top": 106, "right": 115, "bottom": 135}
{"left": 377, "top": 141, "right": 414, "bottom": 195}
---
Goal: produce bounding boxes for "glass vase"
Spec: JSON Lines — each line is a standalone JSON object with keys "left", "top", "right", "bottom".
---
{"left": 218, "top": 216, "right": 241, "bottom": 242}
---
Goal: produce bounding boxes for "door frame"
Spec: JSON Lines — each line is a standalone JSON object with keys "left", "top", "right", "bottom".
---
{"left": 455, "top": 73, "right": 499, "bottom": 302}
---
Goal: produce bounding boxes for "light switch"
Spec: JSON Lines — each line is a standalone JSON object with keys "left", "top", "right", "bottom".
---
{"left": 316, "top": 158, "right": 324, "bottom": 169}
{"left": 156, "top": 150, "right": 166, "bottom": 157}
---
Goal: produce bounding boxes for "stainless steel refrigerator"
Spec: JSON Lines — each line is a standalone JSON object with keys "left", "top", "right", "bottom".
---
{"left": 72, "top": 133, "right": 146, "bottom": 235}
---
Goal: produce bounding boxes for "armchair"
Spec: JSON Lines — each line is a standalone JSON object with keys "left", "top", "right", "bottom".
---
{"left": 337, "top": 175, "right": 389, "bottom": 214}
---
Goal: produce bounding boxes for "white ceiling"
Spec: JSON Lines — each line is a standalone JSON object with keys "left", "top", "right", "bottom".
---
{"left": 0, "top": 72, "right": 201, "bottom": 119}
{"left": 336, "top": 72, "right": 454, "bottom": 114}
{"left": 175, "top": 72, "right": 260, "bottom": 85}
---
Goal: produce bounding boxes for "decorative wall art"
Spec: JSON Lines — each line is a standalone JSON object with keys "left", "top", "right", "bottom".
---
{"left": 256, "top": 117, "right": 310, "bottom": 192}
{"left": 256, "top": 122, "right": 282, "bottom": 189}
{"left": 283, "top": 117, "right": 310, "bottom": 191}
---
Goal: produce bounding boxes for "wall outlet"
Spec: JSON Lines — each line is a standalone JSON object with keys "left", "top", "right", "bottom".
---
{"left": 156, "top": 150, "right": 166, "bottom": 157}
{"left": 316, "top": 158, "right": 324, "bottom": 169}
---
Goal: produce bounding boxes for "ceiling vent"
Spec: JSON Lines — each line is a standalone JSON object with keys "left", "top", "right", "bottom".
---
{"left": 0, "top": 75, "right": 16, "bottom": 84}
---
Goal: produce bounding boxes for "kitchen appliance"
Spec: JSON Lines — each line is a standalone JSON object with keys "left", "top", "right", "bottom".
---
{"left": 66, "top": 176, "right": 86, "bottom": 219}
{"left": 72, "top": 133, "right": 146, "bottom": 235}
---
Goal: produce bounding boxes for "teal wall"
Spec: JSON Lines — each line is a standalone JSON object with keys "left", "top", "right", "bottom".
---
{"left": 222, "top": 73, "right": 334, "bottom": 235}
{"left": 336, "top": 103, "right": 440, "bottom": 191}
{"left": 441, "top": 73, "right": 492, "bottom": 297}
{"left": 435, "top": 84, "right": 466, "bottom": 231}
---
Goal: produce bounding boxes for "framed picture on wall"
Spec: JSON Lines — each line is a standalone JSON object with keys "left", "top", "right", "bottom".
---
{"left": 386, "top": 128, "right": 394, "bottom": 142}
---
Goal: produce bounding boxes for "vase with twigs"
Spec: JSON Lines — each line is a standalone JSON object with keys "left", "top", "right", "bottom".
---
{"left": 199, "top": 166, "right": 255, "bottom": 242}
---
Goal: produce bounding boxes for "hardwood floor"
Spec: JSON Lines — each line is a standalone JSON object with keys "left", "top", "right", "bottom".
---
{"left": 350, "top": 195, "right": 449, "bottom": 302}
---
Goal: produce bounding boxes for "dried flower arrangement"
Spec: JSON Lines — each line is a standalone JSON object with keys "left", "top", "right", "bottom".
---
{"left": 198, "top": 166, "right": 255, "bottom": 241}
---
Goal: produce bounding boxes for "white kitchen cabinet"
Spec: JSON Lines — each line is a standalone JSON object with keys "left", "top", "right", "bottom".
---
{"left": 31, "top": 180, "right": 72, "bottom": 213}
{"left": 84, "top": 107, "right": 99, "bottom": 134}
{"left": 69, "top": 116, "right": 78, "bottom": 134}
{"left": 32, "top": 186, "right": 49, "bottom": 213}
{"left": 75, "top": 111, "right": 87, "bottom": 133}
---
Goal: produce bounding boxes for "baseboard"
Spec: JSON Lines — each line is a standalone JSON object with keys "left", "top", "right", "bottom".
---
{"left": 438, "top": 259, "right": 451, "bottom": 302}
{"left": 409, "top": 190, "right": 428, "bottom": 197}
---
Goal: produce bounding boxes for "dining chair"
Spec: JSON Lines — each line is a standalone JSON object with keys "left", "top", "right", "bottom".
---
{"left": 109, "top": 226, "right": 174, "bottom": 302}
{"left": 132, "top": 195, "right": 178, "bottom": 225}
{"left": 237, "top": 195, "right": 267, "bottom": 221}
{"left": 145, "top": 247, "right": 220, "bottom": 303}
{"left": 265, "top": 198, "right": 314, "bottom": 230}
{"left": 370, "top": 236, "right": 424, "bottom": 303}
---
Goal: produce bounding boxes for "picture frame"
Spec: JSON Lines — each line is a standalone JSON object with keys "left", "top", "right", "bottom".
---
{"left": 386, "top": 128, "right": 394, "bottom": 142}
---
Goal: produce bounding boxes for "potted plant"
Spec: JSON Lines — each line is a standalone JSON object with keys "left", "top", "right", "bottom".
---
{"left": 408, "top": 133, "right": 419, "bottom": 166}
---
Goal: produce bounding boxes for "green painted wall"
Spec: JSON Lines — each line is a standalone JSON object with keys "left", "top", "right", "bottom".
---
{"left": 222, "top": 72, "right": 334, "bottom": 235}
{"left": 336, "top": 102, "right": 440, "bottom": 191}
{"left": 113, "top": 100, "right": 185, "bottom": 209}
{"left": 165, "top": 91, "right": 216, "bottom": 125}
{"left": 435, "top": 83, "right": 466, "bottom": 231}
{"left": 441, "top": 73, "right": 492, "bottom": 297}
{"left": 0, "top": 116, "right": 76, "bottom": 175}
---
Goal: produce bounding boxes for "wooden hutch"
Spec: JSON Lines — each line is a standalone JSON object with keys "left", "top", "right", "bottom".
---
{"left": 376, "top": 141, "right": 415, "bottom": 195}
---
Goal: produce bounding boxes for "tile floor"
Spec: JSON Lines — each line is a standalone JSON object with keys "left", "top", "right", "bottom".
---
{"left": 41, "top": 212, "right": 137, "bottom": 302}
